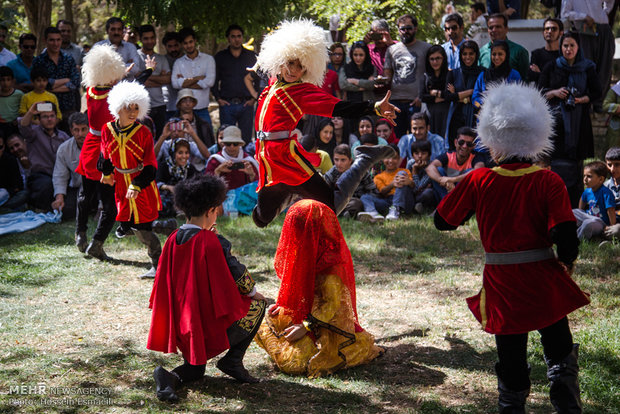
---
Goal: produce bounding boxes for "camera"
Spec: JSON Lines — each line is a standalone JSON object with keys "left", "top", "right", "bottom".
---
{"left": 564, "top": 87, "right": 579, "bottom": 109}
{"left": 168, "top": 118, "right": 184, "bottom": 131}
{"left": 230, "top": 162, "right": 245, "bottom": 170}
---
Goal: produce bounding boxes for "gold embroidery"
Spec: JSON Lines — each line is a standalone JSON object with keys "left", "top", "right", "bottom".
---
{"left": 87, "top": 87, "right": 110, "bottom": 100}
{"left": 235, "top": 269, "right": 255, "bottom": 295}
{"left": 492, "top": 165, "right": 541, "bottom": 177}
{"left": 480, "top": 286, "right": 487, "bottom": 329}
{"left": 289, "top": 139, "right": 315, "bottom": 177}
{"left": 237, "top": 299, "right": 266, "bottom": 332}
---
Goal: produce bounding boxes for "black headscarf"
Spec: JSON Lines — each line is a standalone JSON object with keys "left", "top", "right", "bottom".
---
{"left": 314, "top": 117, "right": 336, "bottom": 159}
{"left": 424, "top": 44, "right": 449, "bottom": 91}
{"left": 344, "top": 41, "right": 375, "bottom": 79}
{"left": 484, "top": 40, "right": 512, "bottom": 83}
{"left": 459, "top": 40, "right": 483, "bottom": 88}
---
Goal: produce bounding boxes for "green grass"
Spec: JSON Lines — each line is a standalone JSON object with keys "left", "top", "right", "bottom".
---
{"left": 0, "top": 215, "right": 618, "bottom": 413}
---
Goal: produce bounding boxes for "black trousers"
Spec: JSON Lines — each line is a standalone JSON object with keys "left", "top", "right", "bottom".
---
{"left": 76, "top": 177, "right": 117, "bottom": 241}
{"left": 495, "top": 317, "right": 574, "bottom": 391}
{"left": 254, "top": 173, "right": 334, "bottom": 226}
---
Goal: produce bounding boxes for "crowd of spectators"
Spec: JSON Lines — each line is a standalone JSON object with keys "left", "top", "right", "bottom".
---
{"left": 0, "top": 2, "right": 617, "bottom": 241}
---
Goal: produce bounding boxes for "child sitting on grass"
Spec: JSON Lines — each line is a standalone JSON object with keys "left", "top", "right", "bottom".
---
{"left": 403, "top": 140, "right": 436, "bottom": 214}
{"left": 572, "top": 160, "right": 616, "bottom": 240}
{"left": 147, "top": 174, "right": 266, "bottom": 402}
{"left": 603, "top": 147, "right": 620, "bottom": 239}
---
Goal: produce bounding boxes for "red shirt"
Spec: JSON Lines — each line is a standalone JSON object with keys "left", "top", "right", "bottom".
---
{"left": 320, "top": 69, "right": 340, "bottom": 97}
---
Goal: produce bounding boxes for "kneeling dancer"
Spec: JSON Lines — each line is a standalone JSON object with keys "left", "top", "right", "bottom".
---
{"left": 434, "top": 83, "right": 590, "bottom": 414}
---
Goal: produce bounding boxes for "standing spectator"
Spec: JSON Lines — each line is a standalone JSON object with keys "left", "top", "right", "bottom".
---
{"left": 172, "top": 27, "right": 215, "bottom": 125}
{"left": 442, "top": 14, "right": 466, "bottom": 70}
{"left": 383, "top": 14, "right": 431, "bottom": 138}
{"left": 51, "top": 112, "right": 86, "bottom": 219}
{"left": 7, "top": 33, "right": 37, "bottom": 92}
{"left": 205, "top": 126, "right": 257, "bottom": 191}
{"left": 0, "top": 135, "right": 27, "bottom": 211}
{"left": 420, "top": 45, "right": 450, "bottom": 138}
{"left": 19, "top": 67, "right": 62, "bottom": 120}
{"left": 363, "top": 19, "right": 396, "bottom": 77}
{"left": 57, "top": 20, "right": 83, "bottom": 69}
{"left": 32, "top": 27, "right": 80, "bottom": 126}
{"left": 561, "top": 0, "right": 615, "bottom": 112}
{"left": 468, "top": 3, "right": 489, "bottom": 48}
{"left": 473, "top": 40, "right": 521, "bottom": 109}
{"left": 339, "top": 41, "right": 376, "bottom": 103}
{"left": 478, "top": 14, "right": 529, "bottom": 80}
{"left": 213, "top": 24, "right": 257, "bottom": 142}
{"left": 0, "top": 66, "right": 24, "bottom": 137}
{"left": 328, "top": 43, "right": 346, "bottom": 74}
{"left": 162, "top": 32, "right": 183, "bottom": 120}
{"left": 94, "top": 17, "right": 141, "bottom": 80}
{"left": 138, "top": 24, "right": 171, "bottom": 137}
{"left": 538, "top": 31, "right": 602, "bottom": 207}
{"left": 399, "top": 112, "right": 445, "bottom": 162}
{"left": 0, "top": 25, "right": 16, "bottom": 66}
{"left": 487, "top": 0, "right": 521, "bottom": 19}
{"left": 528, "top": 18, "right": 562, "bottom": 84}
{"left": 602, "top": 83, "right": 620, "bottom": 152}
{"left": 18, "top": 101, "right": 69, "bottom": 210}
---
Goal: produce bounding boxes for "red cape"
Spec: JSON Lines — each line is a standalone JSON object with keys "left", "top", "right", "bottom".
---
{"left": 147, "top": 229, "right": 251, "bottom": 365}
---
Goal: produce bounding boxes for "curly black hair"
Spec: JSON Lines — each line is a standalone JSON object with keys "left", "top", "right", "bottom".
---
{"left": 174, "top": 175, "right": 227, "bottom": 218}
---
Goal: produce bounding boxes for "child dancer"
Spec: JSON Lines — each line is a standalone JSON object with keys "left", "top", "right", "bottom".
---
{"left": 98, "top": 81, "right": 161, "bottom": 278}
{"left": 148, "top": 175, "right": 266, "bottom": 401}
{"left": 434, "top": 83, "right": 590, "bottom": 413}
{"left": 251, "top": 19, "right": 399, "bottom": 227}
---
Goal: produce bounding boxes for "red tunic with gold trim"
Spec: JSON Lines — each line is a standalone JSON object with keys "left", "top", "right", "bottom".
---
{"left": 436, "top": 163, "right": 590, "bottom": 335}
{"left": 100, "top": 121, "right": 161, "bottom": 223}
{"left": 76, "top": 86, "right": 115, "bottom": 180}
{"left": 254, "top": 79, "right": 340, "bottom": 191}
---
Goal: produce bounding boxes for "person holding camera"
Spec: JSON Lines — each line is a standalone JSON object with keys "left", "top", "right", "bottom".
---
{"left": 538, "top": 31, "right": 602, "bottom": 207}
{"left": 205, "top": 126, "right": 258, "bottom": 191}
{"left": 154, "top": 116, "right": 211, "bottom": 172}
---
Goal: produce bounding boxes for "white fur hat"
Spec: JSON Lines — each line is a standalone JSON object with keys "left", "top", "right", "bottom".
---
{"left": 81, "top": 44, "right": 126, "bottom": 87}
{"left": 476, "top": 82, "right": 554, "bottom": 160}
{"left": 107, "top": 81, "right": 150, "bottom": 121}
{"left": 256, "top": 19, "right": 327, "bottom": 86}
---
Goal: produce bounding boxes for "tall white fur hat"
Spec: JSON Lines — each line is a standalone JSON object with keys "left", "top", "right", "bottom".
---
{"left": 256, "top": 19, "right": 327, "bottom": 86}
{"left": 107, "top": 81, "right": 150, "bottom": 121}
{"left": 476, "top": 82, "right": 554, "bottom": 160}
{"left": 81, "top": 44, "right": 126, "bottom": 87}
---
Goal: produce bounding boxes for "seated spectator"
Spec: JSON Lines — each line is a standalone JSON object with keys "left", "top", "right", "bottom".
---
{"left": 331, "top": 116, "right": 358, "bottom": 147}
{"left": 473, "top": 40, "right": 521, "bottom": 109}
{"left": 313, "top": 118, "right": 336, "bottom": 161}
{"left": 155, "top": 116, "right": 210, "bottom": 172}
{"left": 375, "top": 118, "right": 398, "bottom": 145}
{"left": 324, "top": 143, "right": 378, "bottom": 218}
{"left": 0, "top": 134, "right": 27, "bottom": 211}
{"left": 156, "top": 137, "right": 198, "bottom": 217}
{"left": 399, "top": 112, "right": 445, "bottom": 162}
{"left": 339, "top": 41, "right": 376, "bottom": 102}
{"left": 174, "top": 88, "right": 215, "bottom": 147}
{"left": 19, "top": 67, "right": 62, "bottom": 120}
{"left": 7, "top": 33, "right": 37, "bottom": 92}
{"left": 51, "top": 112, "right": 86, "bottom": 219}
{"left": 18, "top": 101, "right": 69, "bottom": 210}
{"left": 572, "top": 160, "right": 616, "bottom": 240}
{"left": 0, "top": 66, "right": 24, "bottom": 137}
{"left": 421, "top": 45, "right": 451, "bottom": 137}
{"left": 358, "top": 143, "right": 411, "bottom": 222}
{"left": 604, "top": 147, "right": 620, "bottom": 239}
{"left": 205, "top": 126, "right": 258, "bottom": 190}
{"left": 392, "top": 140, "right": 436, "bottom": 216}
{"left": 6, "top": 133, "right": 30, "bottom": 183}
{"left": 351, "top": 116, "right": 388, "bottom": 156}
{"left": 426, "top": 127, "right": 485, "bottom": 201}
{"left": 209, "top": 123, "right": 229, "bottom": 155}
{"left": 299, "top": 134, "right": 332, "bottom": 175}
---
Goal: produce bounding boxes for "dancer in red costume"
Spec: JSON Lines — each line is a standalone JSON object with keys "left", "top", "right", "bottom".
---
{"left": 251, "top": 20, "right": 399, "bottom": 227}
{"left": 98, "top": 81, "right": 162, "bottom": 278}
{"left": 434, "top": 83, "right": 590, "bottom": 414}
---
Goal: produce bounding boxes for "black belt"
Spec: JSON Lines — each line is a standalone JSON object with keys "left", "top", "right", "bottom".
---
{"left": 224, "top": 97, "right": 252, "bottom": 105}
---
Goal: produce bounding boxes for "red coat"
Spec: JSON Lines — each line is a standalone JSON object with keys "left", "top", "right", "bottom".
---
{"left": 147, "top": 229, "right": 251, "bottom": 365}
{"left": 437, "top": 163, "right": 590, "bottom": 335}
{"left": 76, "top": 87, "right": 115, "bottom": 180}
{"left": 100, "top": 121, "right": 161, "bottom": 223}
{"left": 254, "top": 79, "right": 340, "bottom": 190}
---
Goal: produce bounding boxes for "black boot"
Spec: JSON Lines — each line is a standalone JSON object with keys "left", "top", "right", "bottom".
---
{"left": 216, "top": 334, "right": 260, "bottom": 384}
{"left": 546, "top": 344, "right": 582, "bottom": 414}
{"left": 153, "top": 366, "right": 180, "bottom": 402}
{"left": 496, "top": 363, "right": 530, "bottom": 414}
{"left": 333, "top": 145, "right": 396, "bottom": 215}
{"left": 85, "top": 239, "right": 111, "bottom": 261}
{"left": 135, "top": 230, "right": 161, "bottom": 279}
{"left": 75, "top": 232, "right": 87, "bottom": 253}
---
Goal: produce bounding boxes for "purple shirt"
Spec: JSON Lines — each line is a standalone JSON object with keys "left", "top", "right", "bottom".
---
{"left": 18, "top": 118, "right": 69, "bottom": 175}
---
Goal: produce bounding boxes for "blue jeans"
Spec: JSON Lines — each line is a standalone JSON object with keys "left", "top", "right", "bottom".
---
{"left": 431, "top": 167, "right": 471, "bottom": 202}
{"left": 194, "top": 107, "right": 212, "bottom": 126}
{"left": 219, "top": 103, "right": 254, "bottom": 143}
{"left": 360, "top": 193, "right": 392, "bottom": 216}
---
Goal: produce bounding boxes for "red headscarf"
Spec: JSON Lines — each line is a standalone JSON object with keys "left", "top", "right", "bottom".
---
{"left": 376, "top": 118, "right": 398, "bottom": 144}
{"left": 274, "top": 200, "right": 359, "bottom": 327}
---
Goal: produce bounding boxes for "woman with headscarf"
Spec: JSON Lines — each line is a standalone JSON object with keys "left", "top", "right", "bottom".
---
{"left": 538, "top": 31, "right": 602, "bottom": 207}
{"left": 156, "top": 138, "right": 198, "bottom": 217}
{"left": 339, "top": 41, "right": 377, "bottom": 102}
{"left": 472, "top": 40, "right": 521, "bottom": 109}
{"left": 255, "top": 199, "right": 384, "bottom": 377}
{"left": 420, "top": 45, "right": 451, "bottom": 137}
{"left": 443, "top": 40, "right": 484, "bottom": 146}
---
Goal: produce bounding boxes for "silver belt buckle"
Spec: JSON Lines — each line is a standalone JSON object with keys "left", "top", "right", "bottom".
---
{"left": 257, "top": 131, "right": 267, "bottom": 141}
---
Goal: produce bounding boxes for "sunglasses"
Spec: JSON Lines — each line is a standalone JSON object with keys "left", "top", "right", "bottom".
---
{"left": 398, "top": 26, "right": 414, "bottom": 32}
{"left": 21, "top": 45, "right": 36, "bottom": 50}
{"left": 223, "top": 142, "right": 242, "bottom": 147}
{"left": 457, "top": 139, "right": 475, "bottom": 148}
{"left": 444, "top": 25, "right": 459, "bottom": 31}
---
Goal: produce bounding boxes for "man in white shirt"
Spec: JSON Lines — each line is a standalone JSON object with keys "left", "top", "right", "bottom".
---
{"left": 94, "top": 17, "right": 141, "bottom": 80}
{"left": 0, "top": 25, "right": 17, "bottom": 66}
{"left": 562, "top": 0, "right": 615, "bottom": 112}
{"left": 171, "top": 27, "right": 215, "bottom": 125}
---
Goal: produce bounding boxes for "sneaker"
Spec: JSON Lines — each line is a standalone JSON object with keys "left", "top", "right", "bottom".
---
{"left": 357, "top": 211, "right": 384, "bottom": 223}
{"left": 386, "top": 206, "right": 400, "bottom": 221}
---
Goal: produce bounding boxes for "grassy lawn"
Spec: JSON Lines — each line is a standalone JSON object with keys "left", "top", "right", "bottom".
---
{"left": 0, "top": 215, "right": 618, "bottom": 413}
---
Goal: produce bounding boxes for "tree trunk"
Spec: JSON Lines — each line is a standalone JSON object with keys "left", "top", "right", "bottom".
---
{"left": 63, "top": 0, "right": 76, "bottom": 43}
{"left": 23, "top": 0, "right": 52, "bottom": 54}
